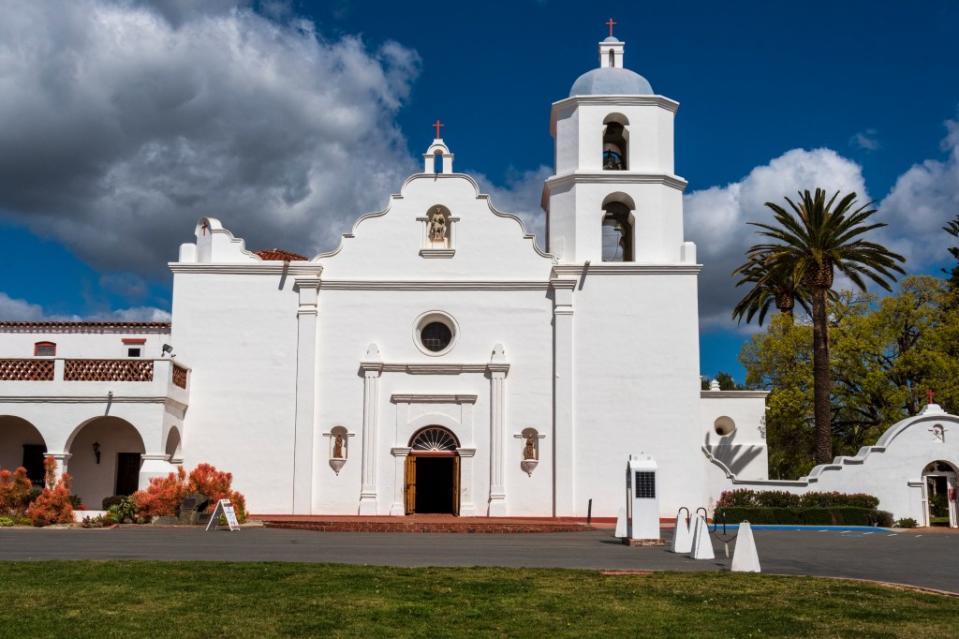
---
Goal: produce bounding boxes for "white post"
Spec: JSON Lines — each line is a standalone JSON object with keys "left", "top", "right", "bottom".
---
{"left": 551, "top": 279, "right": 576, "bottom": 516}
{"left": 389, "top": 447, "right": 410, "bottom": 516}
{"left": 48, "top": 452, "right": 71, "bottom": 484}
{"left": 457, "top": 447, "right": 477, "bottom": 516}
{"left": 139, "top": 453, "right": 174, "bottom": 491}
{"left": 487, "top": 344, "right": 508, "bottom": 516}
{"left": 292, "top": 276, "right": 321, "bottom": 514}
{"left": 359, "top": 344, "right": 382, "bottom": 515}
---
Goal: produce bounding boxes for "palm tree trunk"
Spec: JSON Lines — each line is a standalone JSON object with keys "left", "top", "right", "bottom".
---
{"left": 811, "top": 285, "right": 832, "bottom": 463}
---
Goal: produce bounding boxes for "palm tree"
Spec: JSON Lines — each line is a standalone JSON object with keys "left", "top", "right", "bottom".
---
{"left": 945, "top": 214, "right": 959, "bottom": 289}
{"left": 747, "top": 189, "right": 905, "bottom": 464}
{"left": 732, "top": 250, "right": 810, "bottom": 325}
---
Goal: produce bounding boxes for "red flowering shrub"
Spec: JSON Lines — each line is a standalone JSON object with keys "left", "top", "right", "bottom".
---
{"left": 132, "top": 463, "right": 246, "bottom": 523}
{"left": 0, "top": 467, "right": 33, "bottom": 517}
{"left": 188, "top": 464, "right": 247, "bottom": 523}
{"left": 133, "top": 466, "right": 188, "bottom": 519}
{"left": 26, "top": 457, "right": 74, "bottom": 526}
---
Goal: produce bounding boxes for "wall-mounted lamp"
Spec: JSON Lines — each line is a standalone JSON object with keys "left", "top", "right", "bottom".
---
{"left": 161, "top": 344, "right": 176, "bottom": 358}
{"left": 92, "top": 441, "right": 101, "bottom": 465}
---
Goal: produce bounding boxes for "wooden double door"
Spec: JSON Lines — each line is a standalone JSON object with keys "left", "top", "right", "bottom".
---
{"left": 404, "top": 453, "right": 460, "bottom": 515}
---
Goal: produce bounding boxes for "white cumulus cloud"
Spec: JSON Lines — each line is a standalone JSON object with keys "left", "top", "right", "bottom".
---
{"left": 0, "top": 0, "right": 421, "bottom": 275}
{"left": 877, "top": 115, "right": 959, "bottom": 268}
{"left": 684, "top": 148, "right": 870, "bottom": 332}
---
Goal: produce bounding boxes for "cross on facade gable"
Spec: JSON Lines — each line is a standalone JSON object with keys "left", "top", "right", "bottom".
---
{"left": 432, "top": 119, "right": 444, "bottom": 139}
{"left": 606, "top": 18, "right": 617, "bottom": 37}
{"left": 928, "top": 389, "right": 936, "bottom": 405}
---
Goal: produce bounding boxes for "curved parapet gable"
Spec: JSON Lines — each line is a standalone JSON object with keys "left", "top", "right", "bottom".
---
{"left": 178, "top": 217, "right": 260, "bottom": 264}
{"left": 703, "top": 404, "right": 959, "bottom": 521}
{"left": 313, "top": 171, "right": 555, "bottom": 280}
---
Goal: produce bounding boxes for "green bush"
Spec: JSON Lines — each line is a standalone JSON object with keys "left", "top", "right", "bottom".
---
{"left": 716, "top": 506, "right": 891, "bottom": 526}
{"left": 755, "top": 491, "right": 801, "bottom": 508}
{"left": 800, "top": 492, "right": 880, "bottom": 509}
{"left": 107, "top": 497, "right": 139, "bottom": 524}
{"left": 0, "top": 516, "right": 15, "bottom": 527}
{"left": 102, "top": 495, "right": 125, "bottom": 510}
{"left": 896, "top": 517, "right": 918, "bottom": 528}
{"left": 715, "top": 489, "right": 881, "bottom": 510}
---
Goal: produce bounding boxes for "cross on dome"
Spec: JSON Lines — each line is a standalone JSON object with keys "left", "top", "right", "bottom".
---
{"left": 606, "top": 18, "right": 617, "bottom": 37}
{"left": 432, "top": 119, "right": 444, "bottom": 139}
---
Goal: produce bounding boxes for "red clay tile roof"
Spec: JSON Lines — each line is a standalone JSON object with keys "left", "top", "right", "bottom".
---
{"left": 254, "top": 248, "right": 308, "bottom": 261}
{"left": 0, "top": 321, "right": 171, "bottom": 333}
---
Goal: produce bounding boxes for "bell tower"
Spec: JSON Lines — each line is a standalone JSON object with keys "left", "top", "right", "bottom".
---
{"left": 543, "top": 35, "right": 696, "bottom": 266}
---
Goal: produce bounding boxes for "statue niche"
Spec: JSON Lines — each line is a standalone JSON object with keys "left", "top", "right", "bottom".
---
{"left": 427, "top": 205, "right": 452, "bottom": 248}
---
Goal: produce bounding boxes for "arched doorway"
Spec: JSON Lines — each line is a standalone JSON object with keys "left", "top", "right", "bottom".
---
{"left": 67, "top": 417, "right": 145, "bottom": 510}
{"left": 405, "top": 426, "right": 460, "bottom": 515}
{"left": 922, "top": 461, "right": 957, "bottom": 528}
{"left": 0, "top": 416, "right": 47, "bottom": 487}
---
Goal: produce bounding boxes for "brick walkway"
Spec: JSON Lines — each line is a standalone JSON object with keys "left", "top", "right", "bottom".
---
{"left": 252, "top": 514, "right": 594, "bottom": 533}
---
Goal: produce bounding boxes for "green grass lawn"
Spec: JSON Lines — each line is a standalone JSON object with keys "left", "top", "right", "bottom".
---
{"left": 0, "top": 562, "right": 956, "bottom": 638}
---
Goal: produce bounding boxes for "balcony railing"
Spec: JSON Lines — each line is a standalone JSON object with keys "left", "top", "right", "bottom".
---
{"left": 64, "top": 359, "right": 154, "bottom": 382}
{"left": 0, "top": 357, "right": 189, "bottom": 391}
{"left": 0, "top": 359, "right": 55, "bottom": 381}
{"left": 172, "top": 364, "right": 188, "bottom": 389}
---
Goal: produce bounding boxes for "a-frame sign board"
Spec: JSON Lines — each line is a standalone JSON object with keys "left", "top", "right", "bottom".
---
{"left": 205, "top": 499, "right": 241, "bottom": 532}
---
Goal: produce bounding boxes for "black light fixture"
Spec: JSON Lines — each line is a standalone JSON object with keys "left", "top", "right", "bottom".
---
{"left": 93, "top": 441, "right": 101, "bottom": 465}
{"left": 161, "top": 343, "right": 176, "bottom": 358}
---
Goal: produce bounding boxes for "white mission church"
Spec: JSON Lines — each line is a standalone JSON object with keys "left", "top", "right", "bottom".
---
{"left": 2, "top": 33, "right": 958, "bottom": 525}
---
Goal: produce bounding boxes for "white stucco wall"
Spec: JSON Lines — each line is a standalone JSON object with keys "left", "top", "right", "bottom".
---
{"left": 700, "top": 391, "right": 769, "bottom": 481}
{"left": 0, "top": 325, "right": 169, "bottom": 359}
{"left": 706, "top": 405, "right": 959, "bottom": 523}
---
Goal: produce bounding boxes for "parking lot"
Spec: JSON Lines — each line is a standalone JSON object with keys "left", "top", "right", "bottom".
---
{"left": 1, "top": 526, "right": 957, "bottom": 592}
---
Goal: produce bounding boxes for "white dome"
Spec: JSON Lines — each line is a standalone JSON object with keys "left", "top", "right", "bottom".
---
{"left": 569, "top": 67, "right": 653, "bottom": 97}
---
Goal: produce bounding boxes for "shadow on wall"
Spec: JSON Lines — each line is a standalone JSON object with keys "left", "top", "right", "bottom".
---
{"left": 704, "top": 431, "right": 763, "bottom": 476}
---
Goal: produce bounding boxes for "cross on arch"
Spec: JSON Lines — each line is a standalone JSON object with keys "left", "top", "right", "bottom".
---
{"left": 928, "top": 388, "right": 936, "bottom": 405}
{"left": 432, "top": 119, "right": 444, "bottom": 139}
{"left": 606, "top": 18, "right": 617, "bottom": 37}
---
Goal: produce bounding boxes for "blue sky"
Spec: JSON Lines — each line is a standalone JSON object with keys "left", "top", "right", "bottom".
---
{"left": 1, "top": 0, "right": 957, "bottom": 381}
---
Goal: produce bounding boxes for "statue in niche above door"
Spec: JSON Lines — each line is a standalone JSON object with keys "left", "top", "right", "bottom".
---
{"left": 428, "top": 206, "right": 450, "bottom": 247}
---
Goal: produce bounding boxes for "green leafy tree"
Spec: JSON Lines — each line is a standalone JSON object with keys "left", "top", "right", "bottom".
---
{"left": 945, "top": 214, "right": 959, "bottom": 291}
{"left": 741, "top": 276, "right": 959, "bottom": 478}
{"left": 747, "top": 189, "right": 905, "bottom": 463}
{"left": 740, "top": 314, "right": 815, "bottom": 478}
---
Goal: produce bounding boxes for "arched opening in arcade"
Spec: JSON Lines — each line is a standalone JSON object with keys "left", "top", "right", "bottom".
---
{"left": 922, "top": 460, "right": 957, "bottom": 528}
{"left": 0, "top": 416, "right": 47, "bottom": 487}
{"left": 66, "top": 417, "right": 145, "bottom": 511}
{"left": 165, "top": 427, "right": 182, "bottom": 463}
{"left": 404, "top": 426, "right": 460, "bottom": 516}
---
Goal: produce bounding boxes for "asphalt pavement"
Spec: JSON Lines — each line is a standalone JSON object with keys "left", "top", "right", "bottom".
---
{"left": 0, "top": 526, "right": 956, "bottom": 592}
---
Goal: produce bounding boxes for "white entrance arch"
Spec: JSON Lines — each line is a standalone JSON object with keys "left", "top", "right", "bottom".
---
{"left": 922, "top": 460, "right": 957, "bottom": 528}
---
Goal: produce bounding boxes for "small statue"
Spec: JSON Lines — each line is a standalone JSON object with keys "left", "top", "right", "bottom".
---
{"left": 428, "top": 207, "right": 448, "bottom": 243}
{"left": 523, "top": 433, "right": 537, "bottom": 461}
{"left": 333, "top": 434, "right": 345, "bottom": 459}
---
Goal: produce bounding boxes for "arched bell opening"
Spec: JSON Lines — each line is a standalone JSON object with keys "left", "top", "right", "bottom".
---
{"left": 601, "top": 194, "right": 636, "bottom": 262}
{"left": 602, "top": 113, "right": 629, "bottom": 171}
{"left": 405, "top": 426, "right": 460, "bottom": 516}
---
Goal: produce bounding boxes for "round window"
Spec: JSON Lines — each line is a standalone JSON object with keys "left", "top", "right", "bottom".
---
{"left": 421, "top": 321, "right": 452, "bottom": 352}
{"left": 413, "top": 311, "right": 458, "bottom": 356}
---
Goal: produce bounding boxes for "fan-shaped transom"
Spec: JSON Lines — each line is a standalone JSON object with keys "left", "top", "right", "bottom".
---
{"left": 410, "top": 427, "right": 459, "bottom": 452}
